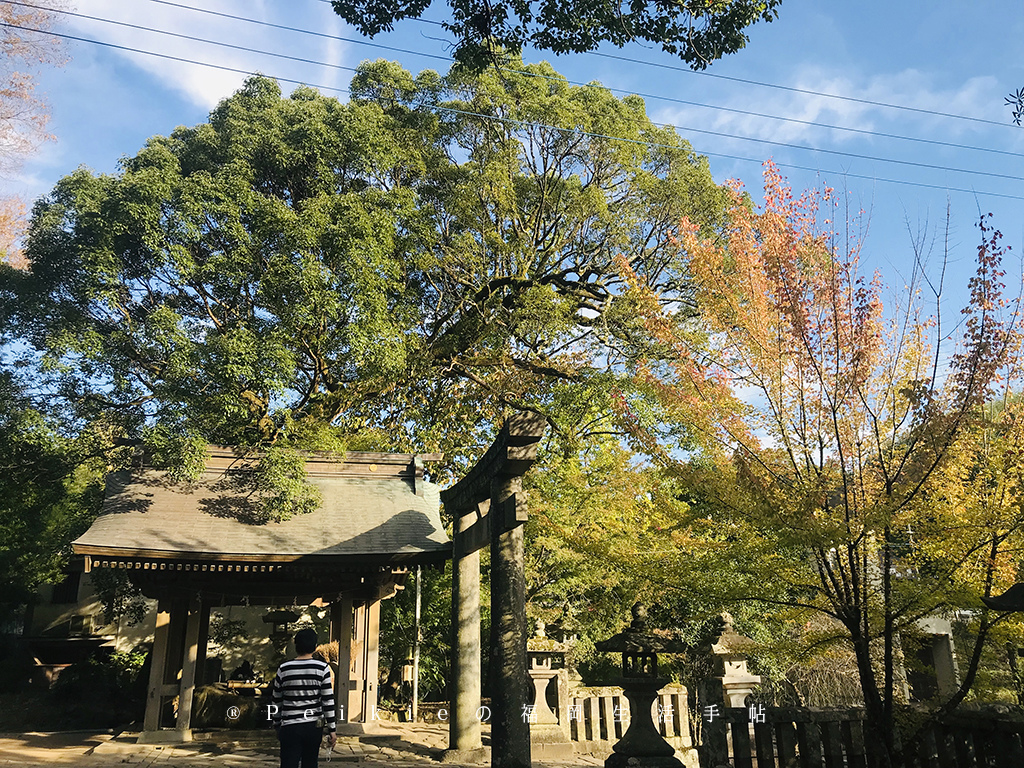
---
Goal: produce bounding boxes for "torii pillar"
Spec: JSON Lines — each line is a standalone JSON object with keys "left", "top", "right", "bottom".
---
{"left": 442, "top": 414, "right": 546, "bottom": 768}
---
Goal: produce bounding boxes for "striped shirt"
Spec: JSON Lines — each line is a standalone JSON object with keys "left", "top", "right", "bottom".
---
{"left": 270, "top": 658, "right": 336, "bottom": 731}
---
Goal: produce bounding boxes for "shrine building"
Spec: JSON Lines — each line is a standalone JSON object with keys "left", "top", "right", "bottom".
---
{"left": 70, "top": 447, "right": 450, "bottom": 742}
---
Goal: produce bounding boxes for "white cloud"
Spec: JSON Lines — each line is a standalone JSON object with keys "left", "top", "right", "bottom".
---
{"left": 66, "top": 0, "right": 351, "bottom": 108}
{"left": 650, "top": 67, "right": 1002, "bottom": 152}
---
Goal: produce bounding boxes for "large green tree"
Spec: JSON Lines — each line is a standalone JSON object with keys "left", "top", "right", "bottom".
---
{"left": 4, "top": 60, "right": 728, "bottom": 519}
{"left": 2, "top": 62, "right": 738, "bottom": 703}
{"left": 331, "top": 0, "right": 780, "bottom": 70}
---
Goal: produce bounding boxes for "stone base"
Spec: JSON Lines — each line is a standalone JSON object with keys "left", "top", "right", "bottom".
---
{"left": 336, "top": 721, "right": 380, "bottom": 736}
{"left": 532, "top": 740, "right": 575, "bottom": 759}
{"left": 137, "top": 729, "right": 193, "bottom": 744}
{"left": 440, "top": 746, "right": 489, "bottom": 763}
{"left": 605, "top": 753, "right": 684, "bottom": 768}
{"left": 530, "top": 723, "right": 574, "bottom": 759}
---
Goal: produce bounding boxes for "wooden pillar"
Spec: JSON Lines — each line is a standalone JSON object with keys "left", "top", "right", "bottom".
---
{"left": 349, "top": 602, "right": 366, "bottom": 722}
{"left": 364, "top": 597, "right": 381, "bottom": 723}
{"left": 194, "top": 603, "right": 211, "bottom": 687}
{"left": 175, "top": 598, "right": 202, "bottom": 739}
{"left": 490, "top": 475, "right": 531, "bottom": 768}
{"left": 142, "top": 600, "right": 171, "bottom": 733}
{"left": 165, "top": 599, "right": 187, "bottom": 685}
{"left": 332, "top": 597, "right": 354, "bottom": 727}
{"left": 449, "top": 508, "right": 484, "bottom": 758}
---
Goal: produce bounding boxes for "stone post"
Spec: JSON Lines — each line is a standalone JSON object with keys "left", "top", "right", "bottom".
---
{"left": 490, "top": 474, "right": 530, "bottom": 768}
{"left": 364, "top": 597, "right": 381, "bottom": 726}
{"left": 445, "top": 506, "right": 486, "bottom": 763}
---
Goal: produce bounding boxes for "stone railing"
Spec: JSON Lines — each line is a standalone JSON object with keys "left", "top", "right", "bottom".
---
{"left": 567, "top": 683, "right": 693, "bottom": 755}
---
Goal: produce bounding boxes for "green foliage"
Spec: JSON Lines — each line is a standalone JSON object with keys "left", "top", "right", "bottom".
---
{"left": 0, "top": 369, "right": 105, "bottom": 618}
{"left": 621, "top": 169, "right": 1024, "bottom": 758}
{"left": 379, "top": 565, "right": 456, "bottom": 702}
{"left": 209, "top": 612, "right": 250, "bottom": 654}
{"left": 50, "top": 649, "right": 147, "bottom": 727}
{"left": 143, "top": 425, "right": 206, "bottom": 482}
{"left": 331, "top": 0, "right": 780, "bottom": 71}
{"left": 521, "top": 438, "right": 805, "bottom": 687}
{"left": 212, "top": 445, "right": 324, "bottom": 523}
{"left": 90, "top": 568, "right": 148, "bottom": 626}
{"left": 2, "top": 61, "right": 738, "bottom": 705}
{"left": 4, "top": 61, "right": 729, "bottom": 515}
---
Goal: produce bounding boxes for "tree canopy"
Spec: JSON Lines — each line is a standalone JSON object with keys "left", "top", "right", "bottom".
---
{"left": 331, "top": 0, "right": 780, "bottom": 70}
{"left": 2, "top": 60, "right": 728, "bottom": 524}
{"left": 6, "top": 51, "right": 1024, "bottom": 753}
{"left": 619, "top": 163, "right": 1023, "bottom": 763}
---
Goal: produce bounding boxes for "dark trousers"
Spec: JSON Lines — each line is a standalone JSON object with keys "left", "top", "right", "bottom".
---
{"left": 279, "top": 721, "right": 323, "bottom": 768}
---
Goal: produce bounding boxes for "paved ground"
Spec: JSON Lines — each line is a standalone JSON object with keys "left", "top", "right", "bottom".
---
{"left": 0, "top": 723, "right": 606, "bottom": 767}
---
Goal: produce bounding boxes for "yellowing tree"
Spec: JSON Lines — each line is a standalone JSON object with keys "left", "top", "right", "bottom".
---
{"left": 620, "top": 162, "right": 1023, "bottom": 766}
{"left": 0, "top": 0, "right": 68, "bottom": 265}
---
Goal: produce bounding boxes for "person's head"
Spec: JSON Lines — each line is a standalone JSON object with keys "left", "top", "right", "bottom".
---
{"left": 295, "top": 627, "right": 318, "bottom": 655}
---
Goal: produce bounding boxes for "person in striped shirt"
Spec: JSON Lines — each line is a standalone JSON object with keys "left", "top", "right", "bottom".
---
{"left": 270, "top": 627, "right": 337, "bottom": 768}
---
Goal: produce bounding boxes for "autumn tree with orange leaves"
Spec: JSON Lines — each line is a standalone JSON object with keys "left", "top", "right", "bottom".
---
{"left": 619, "top": 162, "right": 1024, "bottom": 765}
{"left": 0, "top": 0, "right": 68, "bottom": 266}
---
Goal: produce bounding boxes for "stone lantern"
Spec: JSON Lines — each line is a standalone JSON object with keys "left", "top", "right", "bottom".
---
{"left": 595, "top": 603, "right": 687, "bottom": 768}
{"left": 264, "top": 609, "right": 301, "bottom": 665}
{"left": 708, "top": 612, "right": 761, "bottom": 707}
{"left": 263, "top": 608, "right": 301, "bottom": 638}
{"left": 527, "top": 620, "right": 573, "bottom": 758}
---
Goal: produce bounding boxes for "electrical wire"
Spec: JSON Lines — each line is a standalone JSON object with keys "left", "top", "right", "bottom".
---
{"left": 3, "top": 21, "right": 1024, "bottom": 201}
{"left": 144, "top": 0, "right": 452, "bottom": 64}
{"left": 13, "top": 0, "right": 1024, "bottom": 169}
{"left": 12, "top": 0, "right": 1019, "bottom": 165}
{"left": 131, "top": 0, "right": 1024, "bottom": 160}
{"left": 8, "top": 4, "right": 1024, "bottom": 185}
{"left": 588, "top": 50, "right": 1017, "bottom": 130}
{"left": 309, "top": 0, "right": 1019, "bottom": 130}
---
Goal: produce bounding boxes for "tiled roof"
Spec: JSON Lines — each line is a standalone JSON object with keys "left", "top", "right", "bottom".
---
{"left": 72, "top": 453, "right": 450, "bottom": 564}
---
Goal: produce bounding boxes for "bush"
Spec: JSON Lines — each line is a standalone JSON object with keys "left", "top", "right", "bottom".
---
{"left": 0, "top": 643, "right": 36, "bottom": 693}
{"left": 49, "top": 649, "right": 147, "bottom": 728}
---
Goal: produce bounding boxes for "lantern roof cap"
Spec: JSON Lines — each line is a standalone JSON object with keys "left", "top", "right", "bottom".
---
{"left": 263, "top": 609, "right": 301, "bottom": 624}
{"left": 709, "top": 612, "right": 757, "bottom": 655}
{"left": 594, "top": 603, "right": 687, "bottom": 654}
{"left": 527, "top": 620, "right": 569, "bottom": 652}
{"left": 982, "top": 583, "right": 1024, "bottom": 612}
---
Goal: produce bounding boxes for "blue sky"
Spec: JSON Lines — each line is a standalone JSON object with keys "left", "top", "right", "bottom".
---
{"left": 10, "top": 0, "right": 1024, "bottom": 323}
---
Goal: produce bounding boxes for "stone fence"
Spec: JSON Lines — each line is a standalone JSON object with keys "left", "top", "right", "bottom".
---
{"left": 567, "top": 683, "right": 693, "bottom": 756}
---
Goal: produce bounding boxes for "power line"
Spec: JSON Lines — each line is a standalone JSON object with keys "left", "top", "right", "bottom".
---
{"left": 144, "top": 0, "right": 451, "bottom": 64}
{"left": 588, "top": 51, "right": 1015, "bottom": 130}
{"left": 26, "top": 3, "right": 365, "bottom": 77}
{"left": 309, "top": 0, "right": 1016, "bottom": 131}
{"left": 4, "top": 21, "right": 1024, "bottom": 202}
{"left": 11, "top": 0, "right": 1008, "bottom": 173}
{"left": 133, "top": 0, "right": 1024, "bottom": 161}
{"left": 12, "top": 6, "right": 1024, "bottom": 184}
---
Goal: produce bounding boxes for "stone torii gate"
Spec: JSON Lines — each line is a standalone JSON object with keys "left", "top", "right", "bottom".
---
{"left": 442, "top": 414, "right": 547, "bottom": 768}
